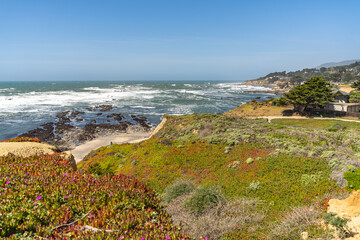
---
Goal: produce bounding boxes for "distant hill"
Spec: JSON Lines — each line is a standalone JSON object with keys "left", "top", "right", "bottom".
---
{"left": 317, "top": 59, "right": 360, "bottom": 68}
{"left": 244, "top": 60, "right": 360, "bottom": 89}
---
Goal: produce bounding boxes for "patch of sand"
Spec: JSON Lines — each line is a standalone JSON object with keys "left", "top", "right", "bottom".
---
{"left": 71, "top": 132, "right": 151, "bottom": 163}
{"left": 0, "top": 142, "right": 57, "bottom": 157}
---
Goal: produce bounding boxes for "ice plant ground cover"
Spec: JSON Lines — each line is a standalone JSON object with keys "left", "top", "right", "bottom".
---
{"left": 1, "top": 137, "right": 41, "bottom": 143}
{"left": 0, "top": 153, "right": 189, "bottom": 239}
{"left": 79, "top": 138, "right": 344, "bottom": 238}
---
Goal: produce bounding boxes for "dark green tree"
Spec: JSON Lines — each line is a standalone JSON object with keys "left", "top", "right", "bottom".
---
{"left": 285, "top": 77, "right": 334, "bottom": 112}
{"left": 351, "top": 78, "right": 360, "bottom": 90}
{"left": 291, "top": 75, "right": 304, "bottom": 85}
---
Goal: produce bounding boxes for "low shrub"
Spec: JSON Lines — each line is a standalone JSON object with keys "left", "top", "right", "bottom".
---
{"left": 323, "top": 212, "right": 351, "bottom": 238}
{"left": 162, "top": 181, "right": 195, "bottom": 203}
{"left": 185, "top": 187, "right": 225, "bottom": 214}
{"left": 344, "top": 167, "right": 360, "bottom": 189}
{"left": 227, "top": 161, "right": 241, "bottom": 168}
{"left": 247, "top": 181, "right": 261, "bottom": 191}
{"left": 245, "top": 157, "right": 254, "bottom": 164}
{"left": 301, "top": 174, "right": 322, "bottom": 185}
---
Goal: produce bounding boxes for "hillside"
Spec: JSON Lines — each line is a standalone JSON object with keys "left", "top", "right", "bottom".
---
{"left": 79, "top": 114, "right": 360, "bottom": 239}
{"left": 244, "top": 60, "right": 360, "bottom": 89}
{"left": 317, "top": 59, "right": 360, "bottom": 68}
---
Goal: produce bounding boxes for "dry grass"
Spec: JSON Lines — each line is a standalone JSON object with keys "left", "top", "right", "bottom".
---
{"left": 164, "top": 195, "right": 264, "bottom": 240}
{"left": 224, "top": 101, "right": 291, "bottom": 118}
{"left": 270, "top": 206, "right": 322, "bottom": 239}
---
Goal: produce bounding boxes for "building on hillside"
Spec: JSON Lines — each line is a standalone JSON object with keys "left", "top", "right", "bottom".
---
{"left": 332, "top": 89, "right": 350, "bottom": 103}
{"left": 323, "top": 89, "right": 360, "bottom": 115}
{"left": 324, "top": 102, "right": 360, "bottom": 113}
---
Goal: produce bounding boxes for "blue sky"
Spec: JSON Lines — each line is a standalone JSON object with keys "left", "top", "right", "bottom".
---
{"left": 0, "top": 0, "right": 359, "bottom": 81}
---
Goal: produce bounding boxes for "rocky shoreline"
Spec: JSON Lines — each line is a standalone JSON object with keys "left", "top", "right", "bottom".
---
{"left": 19, "top": 104, "right": 153, "bottom": 151}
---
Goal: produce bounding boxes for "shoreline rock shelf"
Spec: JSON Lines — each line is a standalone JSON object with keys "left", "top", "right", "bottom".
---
{"left": 18, "top": 106, "right": 153, "bottom": 151}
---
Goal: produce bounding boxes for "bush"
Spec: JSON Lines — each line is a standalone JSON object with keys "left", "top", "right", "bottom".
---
{"left": 227, "top": 161, "right": 241, "bottom": 168}
{"left": 301, "top": 174, "right": 322, "bottom": 185}
{"left": 246, "top": 157, "right": 254, "bottom": 164}
{"left": 344, "top": 167, "right": 360, "bottom": 189}
{"left": 347, "top": 165, "right": 358, "bottom": 173}
{"left": 323, "top": 212, "right": 350, "bottom": 238}
{"left": 185, "top": 187, "right": 225, "bottom": 214}
{"left": 247, "top": 181, "right": 261, "bottom": 191}
{"left": 162, "top": 181, "right": 195, "bottom": 203}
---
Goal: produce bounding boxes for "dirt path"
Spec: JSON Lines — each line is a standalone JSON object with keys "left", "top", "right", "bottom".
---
{"left": 71, "top": 133, "right": 150, "bottom": 163}
{"left": 248, "top": 116, "right": 360, "bottom": 123}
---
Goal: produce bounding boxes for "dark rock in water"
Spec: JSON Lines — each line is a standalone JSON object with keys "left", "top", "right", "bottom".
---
{"left": 69, "top": 110, "right": 85, "bottom": 119}
{"left": 56, "top": 111, "right": 70, "bottom": 120}
{"left": 54, "top": 123, "right": 76, "bottom": 134}
{"left": 86, "top": 104, "right": 114, "bottom": 112}
{"left": 19, "top": 109, "right": 150, "bottom": 151}
{"left": 77, "top": 122, "right": 133, "bottom": 142}
{"left": 255, "top": 97, "right": 261, "bottom": 99}
{"left": 19, "top": 122, "right": 55, "bottom": 142}
{"left": 96, "top": 113, "right": 102, "bottom": 116}
{"left": 107, "top": 113, "right": 123, "bottom": 122}
{"left": 131, "top": 115, "right": 151, "bottom": 129}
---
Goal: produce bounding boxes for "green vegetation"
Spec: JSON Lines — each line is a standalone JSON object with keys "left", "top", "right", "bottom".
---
{"left": 349, "top": 91, "right": 360, "bottom": 103}
{"left": 248, "top": 61, "right": 360, "bottom": 87}
{"left": 284, "top": 77, "right": 334, "bottom": 112}
{"left": 344, "top": 167, "right": 360, "bottom": 190}
{"left": 224, "top": 101, "right": 290, "bottom": 117}
{"left": 1, "top": 137, "right": 41, "bottom": 143}
{"left": 162, "top": 181, "right": 195, "bottom": 203}
{"left": 272, "top": 118, "right": 360, "bottom": 130}
{"left": 323, "top": 212, "right": 351, "bottom": 238}
{"left": 7, "top": 112, "right": 358, "bottom": 239}
{"left": 272, "top": 96, "right": 290, "bottom": 106}
{"left": 184, "top": 187, "right": 225, "bottom": 214}
{"left": 78, "top": 113, "right": 355, "bottom": 238}
{"left": 0, "top": 153, "right": 188, "bottom": 239}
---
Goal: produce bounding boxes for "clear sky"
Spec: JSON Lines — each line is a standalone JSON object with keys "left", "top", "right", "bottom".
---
{"left": 0, "top": 0, "right": 359, "bottom": 81}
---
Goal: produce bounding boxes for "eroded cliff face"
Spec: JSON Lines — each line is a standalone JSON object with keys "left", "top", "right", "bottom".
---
{"left": 328, "top": 191, "right": 360, "bottom": 239}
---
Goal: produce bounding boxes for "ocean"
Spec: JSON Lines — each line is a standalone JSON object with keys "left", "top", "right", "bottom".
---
{"left": 0, "top": 80, "right": 273, "bottom": 141}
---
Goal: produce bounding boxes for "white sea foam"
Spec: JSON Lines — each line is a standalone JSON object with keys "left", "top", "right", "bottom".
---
{"left": 216, "top": 83, "right": 271, "bottom": 91}
{"left": 0, "top": 86, "right": 163, "bottom": 113}
{"left": 0, "top": 88, "right": 15, "bottom": 92}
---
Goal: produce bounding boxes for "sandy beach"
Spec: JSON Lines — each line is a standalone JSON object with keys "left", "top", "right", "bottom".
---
{"left": 71, "top": 132, "right": 151, "bottom": 163}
